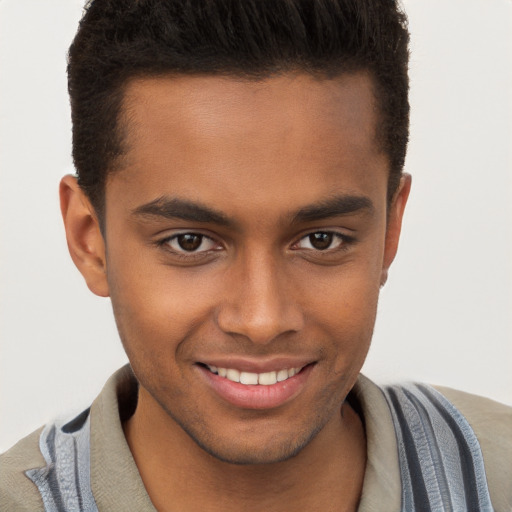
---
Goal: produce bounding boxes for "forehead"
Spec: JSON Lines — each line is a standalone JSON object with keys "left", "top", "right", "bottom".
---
{"left": 109, "top": 72, "right": 387, "bottom": 218}
{"left": 121, "top": 71, "right": 379, "bottom": 153}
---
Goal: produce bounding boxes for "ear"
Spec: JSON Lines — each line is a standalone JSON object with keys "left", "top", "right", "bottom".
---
{"left": 59, "top": 175, "right": 109, "bottom": 297}
{"left": 380, "top": 173, "right": 411, "bottom": 287}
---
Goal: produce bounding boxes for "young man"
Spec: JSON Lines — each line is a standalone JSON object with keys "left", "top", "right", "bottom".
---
{"left": 1, "top": 1, "right": 511, "bottom": 511}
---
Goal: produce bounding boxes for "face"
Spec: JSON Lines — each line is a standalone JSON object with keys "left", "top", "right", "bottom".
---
{"left": 64, "top": 72, "right": 409, "bottom": 465}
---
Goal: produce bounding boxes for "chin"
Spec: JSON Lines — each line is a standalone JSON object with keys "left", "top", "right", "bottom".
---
{"left": 176, "top": 415, "right": 325, "bottom": 466}
{"left": 193, "top": 434, "right": 315, "bottom": 466}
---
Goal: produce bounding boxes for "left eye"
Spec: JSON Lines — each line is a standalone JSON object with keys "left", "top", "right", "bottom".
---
{"left": 296, "top": 232, "right": 344, "bottom": 251}
{"left": 165, "top": 233, "right": 218, "bottom": 253}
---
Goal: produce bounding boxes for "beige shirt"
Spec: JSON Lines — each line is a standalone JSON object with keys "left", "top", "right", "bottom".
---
{"left": 1, "top": 366, "right": 511, "bottom": 511}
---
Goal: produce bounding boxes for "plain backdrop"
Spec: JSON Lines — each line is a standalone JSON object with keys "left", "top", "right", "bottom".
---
{"left": 1, "top": 0, "right": 511, "bottom": 452}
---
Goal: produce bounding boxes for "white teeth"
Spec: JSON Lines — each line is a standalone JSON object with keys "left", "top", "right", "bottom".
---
{"left": 258, "top": 371, "right": 277, "bottom": 386}
{"left": 276, "top": 369, "right": 289, "bottom": 382}
{"left": 206, "top": 365, "right": 303, "bottom": 385}
{"left": 226, "top": 368, "right": 240, "bottom": 383}
{"left": 240, "top": 372, "right": 259, "bottom": 385}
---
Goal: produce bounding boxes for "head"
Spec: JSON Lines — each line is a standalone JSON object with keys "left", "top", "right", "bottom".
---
{"left": 61, "top": 0, "right": 411, "bottom": 465}
{"left": 68, "top": 0, "right": 409, "bottom": 220}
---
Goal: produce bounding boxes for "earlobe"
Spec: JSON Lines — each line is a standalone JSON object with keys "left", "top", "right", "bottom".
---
{"left": 381, "top": 173, "right": 412, "bottom": 284}
{"left": 59, "top": 175, "right": 110, "bottom": 297}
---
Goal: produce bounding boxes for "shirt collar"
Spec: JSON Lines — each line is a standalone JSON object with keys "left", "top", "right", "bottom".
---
{"left": 89, "top": 366, "right": 401, "bottom": 511}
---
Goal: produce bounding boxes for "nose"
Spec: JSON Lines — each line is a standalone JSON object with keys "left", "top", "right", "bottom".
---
{"left": 216, "top": 250, "right": 304, "bottom": 345}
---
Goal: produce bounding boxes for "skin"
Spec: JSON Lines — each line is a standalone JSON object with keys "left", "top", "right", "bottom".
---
{"left": 60, "top": 72, "right": 410, "bottom": 511}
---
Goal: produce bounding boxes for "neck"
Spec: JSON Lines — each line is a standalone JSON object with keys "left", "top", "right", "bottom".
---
{"left": 124, "top": 387, "right": 366, "bottom": 512}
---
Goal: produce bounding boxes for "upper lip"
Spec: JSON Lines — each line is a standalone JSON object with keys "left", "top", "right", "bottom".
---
{"left": 197, "top": 357, "right": 315, "bottom": 373}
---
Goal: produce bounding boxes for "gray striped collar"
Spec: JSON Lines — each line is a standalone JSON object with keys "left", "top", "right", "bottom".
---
{"left": 26, "top": 412, "right": 98, "bottom": 512}
{"left": 25, "top": 368, "right": 492, "bottom": 512}
{"left": 382, "top": 382, "right": 494, "bottom": 512}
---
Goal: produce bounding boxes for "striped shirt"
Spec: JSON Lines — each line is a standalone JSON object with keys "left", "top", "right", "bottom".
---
{"left": 2, "top": 367, "right": 510, "bottom": 511}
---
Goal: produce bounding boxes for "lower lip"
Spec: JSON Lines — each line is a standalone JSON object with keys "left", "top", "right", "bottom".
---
{"left": 198, "top": 364, "right": 314, "bottom": 410}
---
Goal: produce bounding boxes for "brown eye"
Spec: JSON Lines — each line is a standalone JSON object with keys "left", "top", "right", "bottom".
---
{"left": 165, "top": 233, "right": 218, "bottom": 254}
{"left": 177, "top": 234, "right": 202, "bottom": 251}
{"left": 295, "top": 231, "right": 346, "bottom": 252}
{"left": 308, "top": 232, "right": 333, "bottom": 250}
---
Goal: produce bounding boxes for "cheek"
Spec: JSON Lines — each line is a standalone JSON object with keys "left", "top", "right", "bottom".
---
{"left": 105, "top": 246, "right": 215, "bottom": 359}
{"left": 303, "top": 264, "right": 381, "bottom": 367}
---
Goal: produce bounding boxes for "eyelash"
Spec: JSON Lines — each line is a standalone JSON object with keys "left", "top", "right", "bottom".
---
{"left": 156, "top": 232, "right": 221, "bottom": 261}
{"left": 291, "top": 232, "right": 354, "bottom": 252}
{"left": 156, "top": 230, "right": 355, "bottom": 259}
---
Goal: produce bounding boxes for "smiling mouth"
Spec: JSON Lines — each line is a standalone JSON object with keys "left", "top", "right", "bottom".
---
{"left": 201, "top": 364, "right": 306, "bottom": 386}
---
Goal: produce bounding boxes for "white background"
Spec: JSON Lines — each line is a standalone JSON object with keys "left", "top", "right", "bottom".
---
{"left": 1, "top": 0, "right": 511, "bottom": 452}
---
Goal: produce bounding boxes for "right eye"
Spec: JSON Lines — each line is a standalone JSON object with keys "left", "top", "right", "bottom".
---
{"left": 163, "top": 233, "right": 219, "bottom": 253}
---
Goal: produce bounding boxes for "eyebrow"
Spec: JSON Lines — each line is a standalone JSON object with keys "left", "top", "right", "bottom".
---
{"left": 132, "top": 197, "right": 232, "bottom": 226}
{"left": 132, "top": 193, "right": 374, "bottom": 227}
{"left": 292, "top": 195, "right": 374, "bottom": 223}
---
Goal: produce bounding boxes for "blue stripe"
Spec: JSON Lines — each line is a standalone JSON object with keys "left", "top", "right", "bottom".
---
{"left": 382, "top": 383, "right": 494, "bottom": 512}
{"left": 44, "top": 426, "right": 67, "bottom": 512}
{"left": 416, "top": 385, "right": 490, "bottom": 511}
{"left": 387, "top": 387, "right": 432, "bottom": 511}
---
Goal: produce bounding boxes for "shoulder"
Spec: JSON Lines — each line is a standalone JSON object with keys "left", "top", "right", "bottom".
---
{"left": 433, "top": 385, "right": 512, "bottom": 511}
{"left": 1, "top": 407, "right": 96, "bottom": 512}
{"left": 380, "top": 382, "right": 511, "bottom": 511}
{"left": 0, "top": 427, "right": 46, "bottom": 512}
